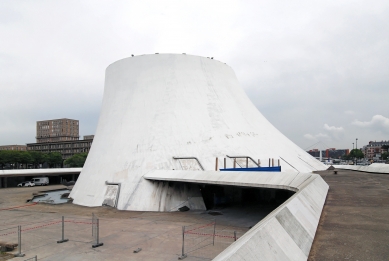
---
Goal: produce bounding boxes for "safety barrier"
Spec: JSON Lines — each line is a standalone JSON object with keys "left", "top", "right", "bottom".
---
{"left": 0, "top": 202, "right": 38, "bottom": 211}
{"left": 0, "top": 214, "right": 102, "bottom": 258}
{"left": 178, "top": 219, "right": 248, "bottom": 260}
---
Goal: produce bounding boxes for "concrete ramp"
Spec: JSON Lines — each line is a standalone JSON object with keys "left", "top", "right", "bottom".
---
{"left": 144, "top": 170, "right": 329, "bottom": 261}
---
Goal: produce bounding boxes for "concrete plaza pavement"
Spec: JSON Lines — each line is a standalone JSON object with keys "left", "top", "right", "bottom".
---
{"left": 2, "top": 169, "right": 388, "bottom": 260}
{"left": 0, "top": 185, "right": 266, "bottom": 261}
{"left": 309, "top": 169, "right": 389, "bottom": 260}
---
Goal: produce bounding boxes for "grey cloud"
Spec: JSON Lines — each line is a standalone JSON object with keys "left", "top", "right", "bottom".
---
{"left": 0, "top": 1, "right": 388, "bottom": 151}
{"left": 304, "top": 133, "right": 329, "bottom": 141}
{"left": 352, "top": 115, "right": 389, "bottom": 134}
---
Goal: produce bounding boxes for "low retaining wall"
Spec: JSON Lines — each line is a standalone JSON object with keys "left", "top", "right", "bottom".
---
{"left": 335, "top": 163, "right": 389, "bottom": 174}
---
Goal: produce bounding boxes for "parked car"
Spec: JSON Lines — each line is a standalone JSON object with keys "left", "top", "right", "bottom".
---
{"left": 17, "top": 181, "right": 35, "bottom": 187}
{"left": 31, "top": 177, "right": 49, "bottom": 186}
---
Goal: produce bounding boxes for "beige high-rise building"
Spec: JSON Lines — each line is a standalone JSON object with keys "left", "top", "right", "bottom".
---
{"left": 36, "top": 118, "right": 79, "bottom": 143}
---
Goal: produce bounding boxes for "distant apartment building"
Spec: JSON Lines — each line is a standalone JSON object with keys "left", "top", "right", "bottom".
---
{"left": 307, "top": 148, "right": 349, "bottom": 159}
{"left": 27, "top": 118, "right": 93, "bottom": 159}
{"left": 36, "top": 118, "right": 79, "bottom": 143}
{"left": 27, "top": 135, "right": 93, "bottom": 159}
{"left": 363, "top": 140, "right": 389, "bottom": 160}
{"left": 83, "top": 135, "right": 94, "bottom": 140}
{"left": 0, "top": 145, "right": 27, "bottom": 151}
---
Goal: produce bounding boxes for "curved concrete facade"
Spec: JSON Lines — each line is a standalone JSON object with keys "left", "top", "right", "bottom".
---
{"left": 70, "top": 54, "right": 326, "bottom": 211}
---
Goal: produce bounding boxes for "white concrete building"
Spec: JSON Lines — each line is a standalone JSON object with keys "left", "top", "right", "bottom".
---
{"left": 70, "top": 54, "right": 326, "bottom": 211}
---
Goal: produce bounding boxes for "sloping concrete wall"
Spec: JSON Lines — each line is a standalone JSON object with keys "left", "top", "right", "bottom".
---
{"left": 335, "top": 163, "right": 389, "bottom": 174}
{"left": 213, "top": 175, "right": 328, "bottom": 261}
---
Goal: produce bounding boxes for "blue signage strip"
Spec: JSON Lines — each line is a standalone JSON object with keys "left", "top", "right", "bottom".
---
{"left": 219, "top": 166, "right": 281, "bottom": 172}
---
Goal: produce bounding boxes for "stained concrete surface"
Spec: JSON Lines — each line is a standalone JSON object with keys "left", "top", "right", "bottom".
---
{"left": 0, "top": 185, "right": 273, "bottom": 261}
{"left": 309, "top": 169, "right": 389, "bottom": 261}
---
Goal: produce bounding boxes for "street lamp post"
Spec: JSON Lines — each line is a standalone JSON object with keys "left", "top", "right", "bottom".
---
{"left": 352, "top": 143, "right": 354, "bottom": 150}
{"left": 355, "top": 138, "right": 358, "bottom": 165}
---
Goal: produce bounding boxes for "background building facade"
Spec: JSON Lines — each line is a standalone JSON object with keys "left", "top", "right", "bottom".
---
{"left": 28, "top": 118, "right": 93, "bottom": 159}
{"left": 363, "top": 140, "right": 389, "bottom": 160}
{"left": 0, "top": 145, "right": 27, "bottom": 151}
{"left": 307, "top": 148, "right": 349, "bottom": 159}
{"left": 36, "top": 118, "right": 79, "bottom": 143}
{"left": 27, "top": 136, "right": 93, "bottom": 159}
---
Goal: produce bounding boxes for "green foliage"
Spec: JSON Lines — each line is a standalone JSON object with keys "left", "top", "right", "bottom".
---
{"left": 349, "top": 149, "right": 364, "bottom": 159}
{"left": 0, "top": 150, "right": 21, "bottom": 168}
{"left": 64, "top": 152, "right": 88, "bottom": 168}
{"left": 46, "top": 152, "right": 63, "bottom": 168}
{"left": 382, "top": 152, "right": 389, "bottom": 160}
{"left": 29, "top": 151, "right": 45, "bottom": 168}
{"left": 19, "top": 151, "right": 33, "bottom": 164}
{"left": 0, "top": 150, "right": 63, "bottom": 169}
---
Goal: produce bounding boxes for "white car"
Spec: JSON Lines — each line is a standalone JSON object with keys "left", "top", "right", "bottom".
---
{"left": 17, "top": 181, "right": 35, "bottom": 187}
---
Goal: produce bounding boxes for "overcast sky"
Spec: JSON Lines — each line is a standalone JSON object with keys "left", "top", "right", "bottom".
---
{"left": 1, "top": 0, "right": 388, "bottom": 151}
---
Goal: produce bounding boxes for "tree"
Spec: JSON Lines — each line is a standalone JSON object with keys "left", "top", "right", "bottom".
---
{"left": 46, "top": 152, "right": 63, "bottom": 168}
{"left": 19, "top": 151, "right": 33, "bottom": 167}
{"left": 0, "top": 151, "right": 6, "bottom": 169}
{"left": 64, "top": 153, "right": 88, "bottom": 167}
{"left": 29, "top": 151, "right": 45, "bottom": 168}
{"left": 1, "top": 150, "right": 21, "bottom": 169}
{"left": 382, "top": 152, "right": 389, "bottom": 160}
{"left": 349, "top": 149, "right": 364, "bottom": 159}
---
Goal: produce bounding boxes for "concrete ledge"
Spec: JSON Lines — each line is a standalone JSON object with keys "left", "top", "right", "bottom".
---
{"left": 144, "top": 170, "right": 329, "bottom": 260}
{"left": 144, "top": 170, "right": 313, "bottom": 192}
{"left": 335, "top": 163, "right": 389, "bottom": 174}
{"left": 0, "top": 168, "right": 82, "bottom": 178}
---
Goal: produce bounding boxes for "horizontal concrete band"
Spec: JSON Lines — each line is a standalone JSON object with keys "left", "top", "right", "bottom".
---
{"left": 335, "top": 163, "right": 389, "bottom": 174}
{"left": 144, "top": 170, "right": 329, "bottom": 261}
{"left": 0, "top": 168, "right": 82, "bottom": 178}
{"left": 144, "top": 170, "right": 314, "bottom": 192}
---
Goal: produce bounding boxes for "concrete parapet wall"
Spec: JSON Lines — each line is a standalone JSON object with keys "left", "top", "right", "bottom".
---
{"left": 213, "top": 175, "right": 328, "bottom": 261}
{"left": 335, "top": 163, "right": 389, "bottom": 174}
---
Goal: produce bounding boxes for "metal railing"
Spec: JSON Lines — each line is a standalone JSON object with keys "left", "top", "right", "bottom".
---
{"left": 173, "top": 157, "right": 205, "bottom": 170}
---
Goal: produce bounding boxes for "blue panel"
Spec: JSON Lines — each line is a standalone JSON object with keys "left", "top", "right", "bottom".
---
{"left": 219, "top": 166, "right": 281, "bottom": 172}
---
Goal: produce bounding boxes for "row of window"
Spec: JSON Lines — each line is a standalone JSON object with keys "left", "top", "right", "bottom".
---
{"left": 0, "top": 147, "right": 27, "bottom": 151}
{"left": 30, "top": 143, "right": 91, "bottom": 150}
